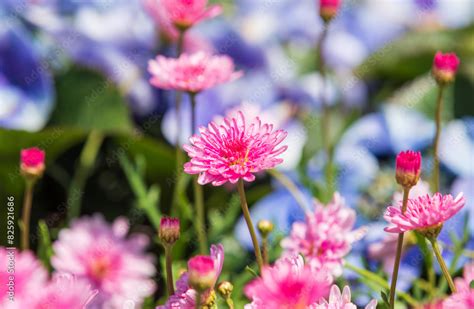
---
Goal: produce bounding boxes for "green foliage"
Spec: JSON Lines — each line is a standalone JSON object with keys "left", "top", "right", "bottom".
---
{"left": 37, "top": 220, "right": 53, "bottom": 272}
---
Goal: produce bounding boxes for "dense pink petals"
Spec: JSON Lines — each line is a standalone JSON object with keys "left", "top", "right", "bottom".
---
{"left": 161, "top": 0, "right": 222, "bottom": 28}
{"left": 443, "top": 263, "right": 474, "bottom": 308}
{"left": 183, "top": 111, "right": 288, "bottom": 186}
{"left": 20, "top": 147, "right": 45, "bottom": 167}
{"left": 281, "top": 193, "right": 367, "bottom": 276}
{"left": 433, "top": 51, "right": 460, "bottom": 72}
{"left": 316, "top": 285, "right": 377, "bottom": 309}
{"left": 51, "top": 215, "right": 156, "bottom": 308}
{"left": 148, "top": 52, "right": 242, "bottom": 93}
{"left": 244, "top": 255, "right": 332, "bottom": 308}
{"left": 384, "top": 193, "right": 465, "bottom": 233}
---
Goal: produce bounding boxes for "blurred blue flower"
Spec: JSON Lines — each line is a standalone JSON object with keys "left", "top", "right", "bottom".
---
{"left": 0, "top": 18, "right": 54, "bottom": 131}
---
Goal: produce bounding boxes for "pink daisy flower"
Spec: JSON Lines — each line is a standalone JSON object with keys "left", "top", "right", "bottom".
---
{"left": 148, "top": 52, "right": 242, "bottom": 94}
{"left": 183, "top": 111, "right": 288, "bottom": 186}
{"left": 281, "top": 193, "right": 367, "bottom": 276}
{"left": 52, "top": 215, "right": 156, "bottom": 308}
{"left": 244, "top": 255, "right": 332, "bottom": 308}
{"left": 316, "top": 285, "right": 377, "bottom": 309}
{"left": 443, "top": 262, "right": 474, "bottom": 309}
{"left": 0, "top": 248, "right": 47, "bottom": 306}
{"left": 145, "top": 0, "right": 222, "bottom": 31}
{"left": 23, "top": 274, "right": 97, "bottom": 309}
{"left": 384, "top": 193, "right": 465, "bottom": 235}
{"left": 158, "top": 244, "right": 224, "bottom": 309}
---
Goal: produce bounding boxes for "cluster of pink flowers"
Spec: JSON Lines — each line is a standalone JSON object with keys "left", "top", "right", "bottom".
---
{"left": 384, "top": 193, "right": 465, "bottom": 236}
{"left": 148, "top": 51, "right": 242, "bottom": 94}
{"left": 183, "top": 111, "right": 288, "bottom": 186}
{"left": 244, "top": 255, "right": 332, "bottom": 308}
{"left": 158, "top": 244, "right": 224, "bottom": 308}
{"left": 281, "top": 193, "right": 367, "bottom": 276}
{"left": 52, "top": 215, "right": 156, "bottom": 308}
{"left": 0, "top": 248, "right": 96, "bottom": 308}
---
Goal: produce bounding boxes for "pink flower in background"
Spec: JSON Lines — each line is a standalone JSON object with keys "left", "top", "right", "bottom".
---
{"left": 147, "top": 0, "right": 222, "bottom": 30}
{"left": 0, "top": 248, "right": 47, "bottom": 305}
{"left": 148, "top": 52, "right": 242, "bottom": 93}
{"left": 443, "top": 263, "right": 474, "bottom": 308}
{"left": 384, "top": 193, "right": 465, "bottom": 234}
{"left": 52, "top": 215, "right": 156, "bottom": 308}
{"left": 183, "top": 111, "right": 288, "bottom": 186}
{"left": 244, "top": 255, "right": 332, "bottom": 308}
{"left": 319, "top": 0, "right": 342, "bottom": 22}
{"left": 20, "top": 147, "right": 45, "bottom": 177}
{"left": 316, "top": 285, "right": 377, "bottom": 309}
{"left": 158, "top": 244, "right": 224, "bottom": 309}
{"left": 26, "top": 274, "right": 97, "bottom": 309}
{"left": 395, "top": 150, "right": 421, "bottom": 188}
{"left": 432, "top": 51, "right": 460, "bottom": 84}
{"left": 159, "top": 217, "right": 181, "bottom": 245}
{"left": 281, "top": 193, "right": 367, "bottom": 276}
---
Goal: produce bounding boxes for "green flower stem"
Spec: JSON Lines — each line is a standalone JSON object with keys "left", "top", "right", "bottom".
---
{"left": 237, "top": 179, "right": 264, "bottom": 272}
{"left": 20, "top": 181, "right": 34, "bottom": 250}
{"left": 261, "top": 235, "right": 269, "bottom": 265}
{"left": 430, "top": 238, "right": 457, "bottom": 293}
{"left": 164, "top": 245, "right": 175, "bottom": 296}
{"left": 345, "top": 262, "right": 418, "bottom": 307}
{"left": 432, "top": 85, "right": 445, "bottom": 193}
{"left": 195, "top": 291, "right": 202, "bottom": 309}
{"left": 190, "top": 93, "right": 207, "bottom": 254}
{"left": 225, "top": 297, "right": 234, "bottom": 309}
{"left": 389, "top": 187, "right": 410, "bottom": 309}
{"left": 67, "top": 130, "right": 104, "bottom": 222}
{"left": 268, "top": 169, "right": 310, "bottom": 213}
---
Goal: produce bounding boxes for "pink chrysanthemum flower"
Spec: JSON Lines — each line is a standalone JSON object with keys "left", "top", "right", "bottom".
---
{"left": 443, "top": 262, "right": 474, "bottom": 309}
{"left": 316, "top": 285, "right": 377, "bottom": 309}
{"left": 25, "top": 274, "right": 97, "bottom": 309}
{"left": 52, "top": 215, "right": 156, "bottom": 308}
{"left": 432, "top": 51, "right": 460, "bottom": 85}
{"left": 0, "top": 248, "right": 47, "bottom": 305}
{"left": 146, "top": 0, "right": 222, "bottom": 31}
{"left": 384, "top": 193, "right": 465, "bottom": 237}
{"left": 158, "top": 244, "right": 224, "bottom": 309}
{"left": 183, "top": 111, "right": 288, "bottom": 186}
{"left": 148, "top": 52, "right": 242, "bottom": 94}
{"left": 244, "top": 255, "right": 332, "bottom": 308}
{"left": 281, "top": 193, "right": 367, "bottom": 276}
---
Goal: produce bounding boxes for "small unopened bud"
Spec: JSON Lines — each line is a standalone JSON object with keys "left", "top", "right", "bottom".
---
{"left": 319, "top": 0, "right": 341, "bottom": 23}
{"left": 432, "top": 51, "right": 460, "bottom": 85}
{"left": 395, "top": 150, "right": 421, "bottom": 189}
{"left": 188, "top": 256, "right": 216, "bottom": 292}
{"left": 159, "top": 217, "right": 180, "bottom": 245}
{"left": 257, "top": 220, "right": 274, "bottom": 238}
{"left": 20, "top": 147, "right": 45, "bottom": 181}
{"left": 217, "top": 281, "right": 234, "bottom": 299}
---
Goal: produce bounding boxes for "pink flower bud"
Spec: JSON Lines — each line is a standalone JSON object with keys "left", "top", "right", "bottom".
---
{"left": 319, "top": 0, "right": 341, "bottom": 22}
{"left": 395, "top": 150, "right": 421, "bottom": 188}
{"left": 187, "top": 255, "right": 217, "bottom": 292}
{"left": 20, "top": 147, "right": 45, "bottom": 179}
{"left": 159, "top": 217, "right": 180, "bottom": 245}
{"left": 432, "top": 51, "right": 460, "bottom": 85}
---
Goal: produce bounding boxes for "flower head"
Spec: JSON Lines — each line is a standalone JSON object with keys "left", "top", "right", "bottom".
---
{"left": 244, "top": 255, "right": 332, "bottom": 308}
{"left": 316, "top": 285, "right": 377, "bottom": 309}
{"left": 384, "top": 193, "right": 465, "bottom": 237}
{"left": 183, "top": 111, "right": 288, "bottom": 186}
{"left": 159, "top": 217, "right": 180, "bottom": 246}
{"left": 158, "top": 244, "right": 224, "bottom": 309}
{"left": 52, "top": 215, "right": 156, "bottom": 308}
{"left": 0, "top": 248, "right": 47, "bottom": 306}
{"left": 432, "top": 51, "right": 460, "bottom": 85}
{"left": 159, "top": 0, "right": 222, "bottom": 30}
{"left": 281, "top": 193, "right": 367, "bottom": 276}
{"left": 148, "top": 52, "right": 242, "bottom": 93}
{"left": 20, "top": 147, "right": 45, "bottom": 179}
{"left": 188, "top": 256, "right": 216, "bottom": 292}
{"left": 395, "top": 150, "right": 421, "bottom": 188}
{"left": 319, "top": 0, "right": 342, "bottom": 22}
{"left": 443, "top": 262, "right": 474, "bottom": 308}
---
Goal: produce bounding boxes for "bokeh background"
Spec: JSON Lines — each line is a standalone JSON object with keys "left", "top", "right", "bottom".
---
{"left": 0, "top": 0, "right": 473, "bottom": 306}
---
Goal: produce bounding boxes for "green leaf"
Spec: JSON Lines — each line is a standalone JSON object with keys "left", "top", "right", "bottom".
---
{"left": 37, "top": 220, "right": 53, "bottom": 271}
{"left": 50, "top": 66, "right": 133, "bottom": 132}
